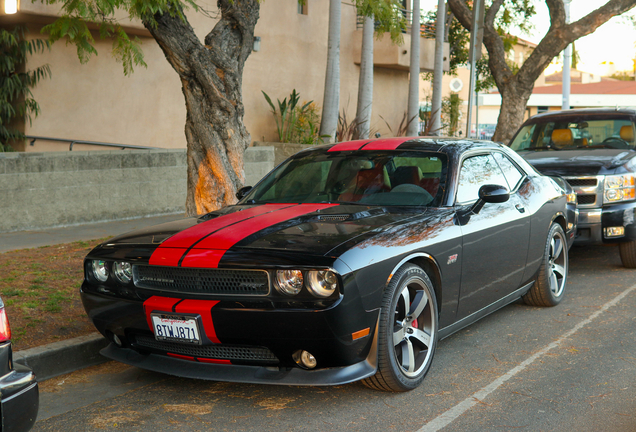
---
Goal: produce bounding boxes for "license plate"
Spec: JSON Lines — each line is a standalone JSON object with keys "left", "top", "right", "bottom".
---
{"left": 151, "top": 313, "right": 201, "bottom": 344}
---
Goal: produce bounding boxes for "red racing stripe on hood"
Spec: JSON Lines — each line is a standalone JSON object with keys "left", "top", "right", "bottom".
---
{"left": 149, "top": 204, "right": 292, "bottom": 266}
{"left": 181, "top": 203, "right": 338, "bottom": 268}
{"left": 362, "top": 137, "right": 412, "bottom": 150}
{"left": 174, "top": 299, "right": 221, "bottom": 344}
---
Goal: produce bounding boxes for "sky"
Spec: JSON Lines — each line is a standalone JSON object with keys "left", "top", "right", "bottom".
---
{"left": 420, "top": 0, "right": 636, "bottom": 76}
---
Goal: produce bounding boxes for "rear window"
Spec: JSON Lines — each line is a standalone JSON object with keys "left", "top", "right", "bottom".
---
{"left": 510, "top": 117, "right": 636, "bottom": 151}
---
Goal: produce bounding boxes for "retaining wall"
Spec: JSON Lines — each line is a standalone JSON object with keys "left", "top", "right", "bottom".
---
{"left": 0, "top": 147, "right": 274, "bottom": 233}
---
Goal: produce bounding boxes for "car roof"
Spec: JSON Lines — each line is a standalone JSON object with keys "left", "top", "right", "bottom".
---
{"left": 295, "top": 137, "right": 507, "bottom": 157}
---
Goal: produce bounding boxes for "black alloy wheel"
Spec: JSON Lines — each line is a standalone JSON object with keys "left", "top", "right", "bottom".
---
{"left": 363, "top": 264, "right": 438, "bottom": 392}
{"left": 523, "top": 223, "right": 568, "bottom": 307}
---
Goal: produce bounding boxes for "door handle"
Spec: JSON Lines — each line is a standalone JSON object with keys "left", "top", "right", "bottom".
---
{"left": 515, "top": 204, "right": 526, "bottom": 213}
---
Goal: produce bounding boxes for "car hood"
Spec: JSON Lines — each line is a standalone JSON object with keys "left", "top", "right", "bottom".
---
{"left": 105, "top": 203, "right": 423, "bottom": 260}
{"left": 519, "top": 149, "right": 636, "bottom": 176}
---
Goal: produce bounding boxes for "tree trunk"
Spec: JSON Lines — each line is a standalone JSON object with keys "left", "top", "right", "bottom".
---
{"left": 319, "top": 0, "right": 341, "bottom": 142}
{"left": 353, "top": 14, "right": 374, "bottom": 140}
{"left": 494, "top": 83, "right": 533, "bottom": 143}
{"left": 447, "top": 0, "right": 636, "bottom": 143}
{"left": 406, "top": 0, "right": 421, "bottom": 137}
{"left": 143, "top": 1, "right": 259, "bottom": 216}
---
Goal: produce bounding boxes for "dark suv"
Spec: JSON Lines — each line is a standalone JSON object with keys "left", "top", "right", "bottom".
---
{"left": 509, "top": 108, "right": 636, "bottom": 268}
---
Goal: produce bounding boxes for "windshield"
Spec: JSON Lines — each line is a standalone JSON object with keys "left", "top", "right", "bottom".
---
{"left": 242, "top": 151, "right": 447, "bottom": 207}
{"left": 510, "top": 117, "right": 636, "bottom": 151}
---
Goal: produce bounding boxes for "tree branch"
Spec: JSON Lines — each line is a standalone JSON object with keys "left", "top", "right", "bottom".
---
{"left": 446, "top": 0, "right": 472, "bottom": 30}
{"left": 521, "top": 0, "right": 636, "bottom": 86}
{"left": 142, "top": 9, "right": 203, "bottom": 78}
{"left": 545, "top": 0, "right": 565, "bottom": 28}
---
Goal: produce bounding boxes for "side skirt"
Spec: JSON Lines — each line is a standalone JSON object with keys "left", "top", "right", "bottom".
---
{"left": 438, "top": 281, "right": 534, "bottom": 340}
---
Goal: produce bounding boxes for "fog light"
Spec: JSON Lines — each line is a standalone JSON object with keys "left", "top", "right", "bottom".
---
{"left": 567, "top": 222, "right": 574, "bottom": 231}
{"left": 113, "top": 334, "right": 123, "bottom": 346}
{"left": 604, "top": 226, "right": 625, "bottom": 238}
{"left": 293, "top": 350, "right": 317, "bottom": 369}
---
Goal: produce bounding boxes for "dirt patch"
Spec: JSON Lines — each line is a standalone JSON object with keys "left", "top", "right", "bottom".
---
{"left": 255, "top": 396, "right": 296, "bottom": 410}
{"left": 0, "top": 239, "right": 107, "bottom": 350}
{"left": 163, "top": 403, "right": 215, "bottom": 415}
{"left": 39, "top": 361, "right": 132, "bottom": 393}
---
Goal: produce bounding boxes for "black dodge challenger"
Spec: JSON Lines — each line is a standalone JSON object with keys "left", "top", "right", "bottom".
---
{"left": 82, "top": 138, "right": 577, "bottom": 392}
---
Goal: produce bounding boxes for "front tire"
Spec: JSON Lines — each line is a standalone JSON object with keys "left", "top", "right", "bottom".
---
{"left": 523, "top": 223, "right": 568, "bottom": 307}
{"left": 362, "top": 264, "right": 438, "bottom": 392}
{"left": 618, "top": 240, "right": 636, "bottom": 268}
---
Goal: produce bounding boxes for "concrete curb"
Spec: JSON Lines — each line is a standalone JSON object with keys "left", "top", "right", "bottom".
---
{"left": 14, "top": 333, "right": 109, "bottom": 381}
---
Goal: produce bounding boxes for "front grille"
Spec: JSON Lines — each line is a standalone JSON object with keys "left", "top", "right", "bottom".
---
{"left": 133, "top": 266, "right": 269, "bottom": 296}
{"left": 577, "top": 195, "right": 596, "bottom": 205}
{"left": 567, "top": 178, "right": 598, "bottom": 187}
{"left": 134, "top": 335, "right": 279, "bottom": 364}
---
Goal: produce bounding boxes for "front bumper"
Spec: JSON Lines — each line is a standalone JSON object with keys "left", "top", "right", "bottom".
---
{"left": 574, "top": 201, "right": 636, "bottom": 245}
{"left": 0, "top": 363, "right": 39, "bottom": 432}
{"left": 101, "top": 343, "right": 376, "bottom": 386}
{"left": 81, "top": 280, "right": 380, "bottom": 381}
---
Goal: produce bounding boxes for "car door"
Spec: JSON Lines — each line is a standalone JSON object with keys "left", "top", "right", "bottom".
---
{"left": 455, "top": 152, "right": 531, "bottom": 320}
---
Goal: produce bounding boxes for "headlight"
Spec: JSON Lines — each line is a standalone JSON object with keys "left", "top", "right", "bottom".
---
{"left": 113, "top": 261, "right": 133, "bottom": 284}
{"left": 276, "top": 270, "right": 303, "bottom": 296}
{"left": 91, "top": 260, "right": 109, "bottom": 282}
{"left": 306, "top": 270, "right": 338, "bottom": 298}
{"left": 604, "top": 174, "right": 635, "bottom": 203}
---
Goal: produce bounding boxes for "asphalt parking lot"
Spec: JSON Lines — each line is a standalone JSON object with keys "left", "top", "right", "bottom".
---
{"left": 32, "top": 243, "right": 636, "bottom": 432}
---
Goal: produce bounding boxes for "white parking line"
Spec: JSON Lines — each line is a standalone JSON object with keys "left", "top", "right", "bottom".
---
{"left": 418, "top": 283, "right": 636, "bottom": 432}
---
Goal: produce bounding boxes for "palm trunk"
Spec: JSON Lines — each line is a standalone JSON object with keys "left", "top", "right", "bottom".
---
{"left": 319, "top": 0, "right": 341, "bottom": 142}
{"left": 406, "top": 0, "right": 421, "bottom": 137}
{"left": 143, "top": 1, "right": 259, "bottom": 216}
{"left": 353, "top": 14, "right": 374, "bottom": 140}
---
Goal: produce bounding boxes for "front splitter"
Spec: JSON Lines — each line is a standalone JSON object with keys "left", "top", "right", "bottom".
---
{"left": 101, "top": 344, "right": 376, "bottom": 386}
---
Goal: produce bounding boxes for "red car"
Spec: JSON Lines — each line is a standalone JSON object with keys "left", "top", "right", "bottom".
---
{"left": 0, "top": 297, "right": 39, "bottom": 431}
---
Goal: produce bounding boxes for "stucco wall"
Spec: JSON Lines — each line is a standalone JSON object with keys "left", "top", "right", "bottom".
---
{"left": 0, "top": 147, "right": 274, "bottom": 233}
{"left": 15, "top": 0, "right": 418, "bottom": 151}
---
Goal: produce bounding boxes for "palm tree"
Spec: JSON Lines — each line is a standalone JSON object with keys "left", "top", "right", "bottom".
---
{"left": 319, "top": 0, "right": 341, "bottom": 142}
{"left": 406, "top": 0, "right": 421, "bottom": 137}
{"left": 354, "top": 14, "right": 374, "bottom": 140}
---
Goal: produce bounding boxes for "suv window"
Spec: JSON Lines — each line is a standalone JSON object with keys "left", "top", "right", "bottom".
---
{"left": 510, "top": 118, "right": 636, "bottom": 151}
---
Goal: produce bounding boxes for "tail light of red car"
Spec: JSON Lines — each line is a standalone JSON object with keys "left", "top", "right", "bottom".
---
{"left": 0, "top": 305, "right": 11, "bottom": 343}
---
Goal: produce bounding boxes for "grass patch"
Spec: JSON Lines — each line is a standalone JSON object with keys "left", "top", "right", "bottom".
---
{"left": 2, "top": 288, "right": 21, "bottom": 297}
{"left": 0, "top": 238, "right": 108, "bottom": 350}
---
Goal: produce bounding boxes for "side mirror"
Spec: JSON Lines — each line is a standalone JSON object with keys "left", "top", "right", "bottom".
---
{"left": 236, "top": 186, "right": 252, "bottom": 200}
{"left": 479, "top": 184, "right": 510, "bottom": 204}
{"left": 468, "top": 184, "right": 510, "bottom": 216}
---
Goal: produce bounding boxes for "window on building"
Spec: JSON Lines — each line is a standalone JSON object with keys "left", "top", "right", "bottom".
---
{"left": 298, "top": 1, "right": 308, "bottom": 15}
{"left": 538, "top": 106, "right": 549, "bottom": 114}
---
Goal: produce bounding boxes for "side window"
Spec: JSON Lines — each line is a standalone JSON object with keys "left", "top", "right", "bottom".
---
{"left": 493, "top": 152, "right": 524, "bottom": 191}
{"left": 456, "top": 154, "right": 508, "bottom": 204}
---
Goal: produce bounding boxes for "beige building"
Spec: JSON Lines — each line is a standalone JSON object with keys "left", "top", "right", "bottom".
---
{"left": 2, "top": 0, "right": 448, "bottom": 152}
{"left": 420, "top": 36, "right": 541, "bottom": 136}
